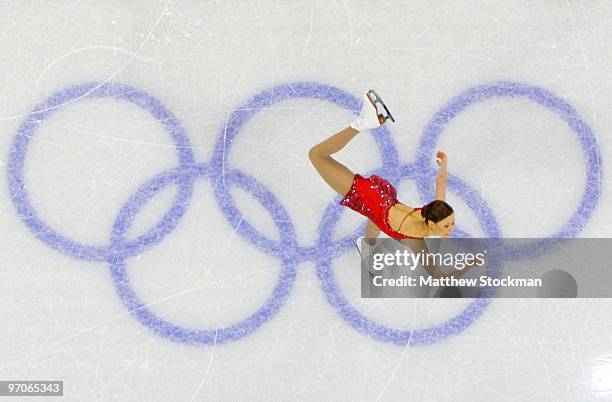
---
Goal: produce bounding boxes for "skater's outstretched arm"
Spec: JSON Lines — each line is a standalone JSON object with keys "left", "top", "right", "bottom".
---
{"left": 435, "top": 151, "right": 448, "bottom": 201}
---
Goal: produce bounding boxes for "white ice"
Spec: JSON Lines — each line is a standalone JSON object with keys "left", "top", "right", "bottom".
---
{"left": 1, "top": 1, "right": 611, "bottom": 401}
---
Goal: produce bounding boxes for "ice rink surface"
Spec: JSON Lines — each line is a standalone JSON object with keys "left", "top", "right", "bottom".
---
{"left": 1, "top": 1, "right": 611, "bottom": 400}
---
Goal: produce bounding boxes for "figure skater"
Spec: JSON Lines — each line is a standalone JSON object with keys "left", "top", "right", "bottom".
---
{"left": 308, "top": 90, "right": 468, "bottom": 280}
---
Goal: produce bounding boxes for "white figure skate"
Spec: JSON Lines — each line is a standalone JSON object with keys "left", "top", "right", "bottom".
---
{"left": 354, "top": 236, "right": 383, "bottom": 275}
{"left": 350, "top": 89, "right": 396, "bottom": 132}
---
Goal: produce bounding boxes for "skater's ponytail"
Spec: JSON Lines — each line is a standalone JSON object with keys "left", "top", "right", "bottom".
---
{"left": 421, "top": 200, "right": 453, "bottom": 223}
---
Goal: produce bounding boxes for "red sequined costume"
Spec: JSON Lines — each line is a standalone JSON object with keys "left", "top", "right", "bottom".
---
{"left": 340, "top": 174, "right": 423, "bottom": 240}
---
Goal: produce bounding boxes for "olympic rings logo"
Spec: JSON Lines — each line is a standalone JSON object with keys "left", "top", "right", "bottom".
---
{"left": 7, "top": 81, "right": 601, "bottom": 346}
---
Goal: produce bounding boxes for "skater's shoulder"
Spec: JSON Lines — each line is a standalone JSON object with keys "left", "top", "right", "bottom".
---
{"left": 394, "top": 202, "right": 421, "bottom": 215}
{"left": 389, "top": 203, "right": 427, "bottom": 238}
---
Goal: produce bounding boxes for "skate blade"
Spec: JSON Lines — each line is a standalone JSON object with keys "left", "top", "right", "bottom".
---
{"left": 354, "top": 236, "right": 364, "bottom": 257}
{"left": 367, "top": 90, "right": 396, "bottom": 123}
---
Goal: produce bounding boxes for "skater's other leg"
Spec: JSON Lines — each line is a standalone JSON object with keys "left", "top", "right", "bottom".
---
{"left": 308, "top": 126, "right": 359, "bottom": 196}
{"left": 365, "top": 220, "right": 381, "bottom": 245}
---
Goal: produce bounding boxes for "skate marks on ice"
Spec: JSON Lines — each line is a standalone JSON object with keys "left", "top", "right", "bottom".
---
{"left": 6, "top": 81, "right": 601, "bottom": 345}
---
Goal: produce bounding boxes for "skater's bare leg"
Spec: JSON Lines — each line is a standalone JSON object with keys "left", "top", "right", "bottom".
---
{"left": 308, "top": 126, "right": 359, "bottom": 196}
{"left": 309, "top": 89, "right": 393, "bottom": 197}
{"left": 365, "top": 220, "right": 381, "bottom": 245}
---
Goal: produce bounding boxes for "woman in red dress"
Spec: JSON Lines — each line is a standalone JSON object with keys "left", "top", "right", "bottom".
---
{"left": 308, "top": 90, "right": 455, "bottom": 243}
{"left": 308, "top": 90, "right": 473, "bottom": 282}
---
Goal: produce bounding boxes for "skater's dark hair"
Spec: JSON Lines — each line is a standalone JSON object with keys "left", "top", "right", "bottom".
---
{"left": 421, "top": 200, "right": 453, "bottom": 223}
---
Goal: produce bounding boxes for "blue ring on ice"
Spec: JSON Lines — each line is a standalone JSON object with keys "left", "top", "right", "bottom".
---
{"left": 415, "top": 82, "right": 601, "bottom": 259}
{"left": 7, "top": 82, "right": 196, "bottom": 262}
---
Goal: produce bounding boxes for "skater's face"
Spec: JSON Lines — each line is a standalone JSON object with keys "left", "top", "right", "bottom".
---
{"left": 430, "top": 214, "right": 455, "bottom": 238}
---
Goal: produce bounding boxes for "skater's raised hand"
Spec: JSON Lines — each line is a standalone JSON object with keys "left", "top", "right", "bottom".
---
{"left": 436, "top": 151, "right": 448, "bottom": 169}
{"left": 435, "top": 151, "right": 448, "bottom": 201}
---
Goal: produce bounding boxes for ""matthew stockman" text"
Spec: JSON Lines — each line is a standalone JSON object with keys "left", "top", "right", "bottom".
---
{"left": 373, "top": 275, "right": 543, "bottom": 288}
